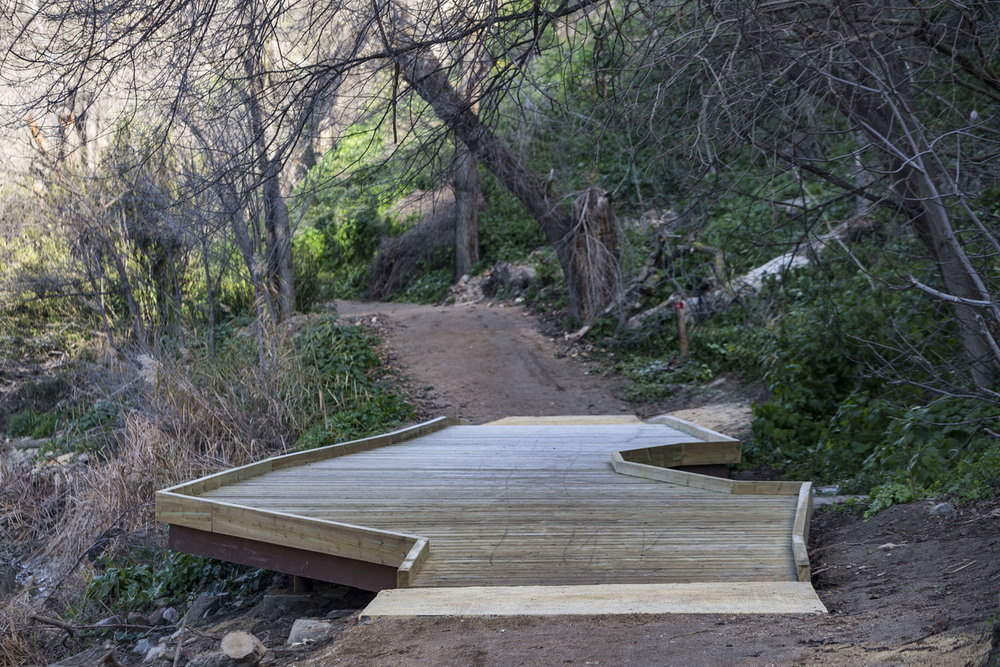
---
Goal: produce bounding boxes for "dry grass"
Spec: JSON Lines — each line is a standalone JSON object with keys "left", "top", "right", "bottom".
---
{"left": 0, "top": 328, "right": 322, "bottom": 665}
{"left": 0, "top": 587, "right": 55, "bottom": 667}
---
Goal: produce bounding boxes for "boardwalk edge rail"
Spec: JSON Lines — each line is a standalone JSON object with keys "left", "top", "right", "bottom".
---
{"left": 613, "top": 415, "right": 814, "bottom": 583}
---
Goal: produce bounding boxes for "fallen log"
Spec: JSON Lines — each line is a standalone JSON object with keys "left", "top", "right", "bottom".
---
{"left": 626, "top": 214, "right": 875, "bottom": 329}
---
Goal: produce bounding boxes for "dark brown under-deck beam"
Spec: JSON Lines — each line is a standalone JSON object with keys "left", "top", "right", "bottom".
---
{"left": 169, "top": 525, "right": 398, "bottom": 592}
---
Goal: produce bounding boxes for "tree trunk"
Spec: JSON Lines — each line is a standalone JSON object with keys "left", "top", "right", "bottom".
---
{"left": 246, "top": 27, "right": 295, "bottom": 323}
{"left": 894, "top": 162, "right": 999, "bottom": 388}
{"left": 262, "top": 156, "right": 295, "bottom": 321}
{"left": 453, "top": 139, "right": 480, "bottom": 279}
{"left": 846, "top": 92, "right": 1000, "bottom": 389}
{"left": 772, "top": 45, "right": 1000, "bottom": 389}
{"left": 395, "top": 48, "right": 620, "bottom": 323}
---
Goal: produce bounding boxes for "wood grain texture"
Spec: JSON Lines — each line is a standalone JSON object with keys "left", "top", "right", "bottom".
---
{"left": 362, "top": 582, "right": 827, "bottom": 616}
{"left": 156, "top": 417, "right": 819, "bottom": 608}
{"left": 793, "top": 482, "right": 815, "bottom": 582}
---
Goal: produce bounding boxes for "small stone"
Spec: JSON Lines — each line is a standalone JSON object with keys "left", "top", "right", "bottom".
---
{"left": 94, "top": 614, "right": 125, "bottom": 627}
{"left": 148, "top": 607, "right": 166, "bottom": 626}
{"left": 930, "top": 502, "right": 955, "bottom": 517}
{"left": 162, "top": 607, "right": 180, "bottom": 624}
{"left": 186, "top": 593, "right": 223, "bottom": 621}
{"left": 128, "top": 611, "right": 151, "bottom": 626}
{"left": 133, "top": 638, "right": 156, "bottom": 655}
{"left": 877, "top": 542, "right": 902, "bottom": 551}
{"left": 221, "top": 630, "right": 266, "bottom": 664}
{"left": 186, "top": 651, "right": 237, "bottom": 667}
{"left": 287, "top": 618, "right": 334, "bottom": 645}
{"left": 144, "top": 644, "right": 170, "bottom": 663}
{"left": 325, "top": 609, "right": 354, "bottom": 620}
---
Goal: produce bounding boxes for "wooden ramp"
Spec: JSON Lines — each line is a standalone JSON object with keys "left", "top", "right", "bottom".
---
{"left": 156, "top": 416, "right": 825, "bottom": 615}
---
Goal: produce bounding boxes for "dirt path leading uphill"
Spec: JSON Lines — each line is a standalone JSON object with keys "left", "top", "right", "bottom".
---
{"left": 336, "top": 300, "right": 633, "bottom": 422}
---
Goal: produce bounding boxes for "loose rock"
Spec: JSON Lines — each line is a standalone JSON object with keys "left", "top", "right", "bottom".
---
{"left": 185, "top": 593, "right": 223, "bottom": 621}
{"left": 162, "top": 607, "right": 180, "bottom": 624}
{"left": 128, "top": 611, "right": 150, "bottom": 627}
{"left": 930, "top": 502, "right": 955, "bottom": 517}
{"left": 287, "top": 618, "right": 334, "bottom": 645}
{"left": 147, "top": 607, "right": 167, "bottom": 626}
{"left": 132, "top": 638, "right": 156, "bottom": 655}
{"left": 221, "top": 630, "right": 267, "bottom": 665}
{"left": 94, "top": 614, "right": 125, "bottom": 628}
{"left": 143, "top": 644, "right": 170, "bottom": 663}
{"left": 186, "top": 651, "right": 236, "bottom": 667}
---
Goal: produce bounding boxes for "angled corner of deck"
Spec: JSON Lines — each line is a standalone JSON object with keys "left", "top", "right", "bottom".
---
{"left": 615, "top": 413, "right": 819, "bottom": 586}
{"left": 154, "top": 417, "right": 457, "bottom": 591}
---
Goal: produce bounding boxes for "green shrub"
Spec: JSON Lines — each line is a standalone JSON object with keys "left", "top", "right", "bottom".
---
{"left": 864, "top": 481, "right": 928, "bottom": 519}
{"left": 86, "top": 551, "right": 268, "bottom": 613}
{"left": 293, "top": 315, "right": 415, "bottom": 447}
{"left": 87, "top": 558, "right": 154, "bottom": 612}
{"left": 397, "top": 266, "right": 452, "bottom": 304}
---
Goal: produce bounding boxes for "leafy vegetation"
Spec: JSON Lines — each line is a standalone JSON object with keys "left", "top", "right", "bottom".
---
{"left": 293, "top": 315, "right": 415, "bottom": 448}
{"left": 86, "top": 551, "right": 268, "bottom": 614}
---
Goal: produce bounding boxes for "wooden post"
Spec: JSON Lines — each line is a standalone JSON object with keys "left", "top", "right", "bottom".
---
{"left": 675, "top": 301, "right": 689, "bottom": 358}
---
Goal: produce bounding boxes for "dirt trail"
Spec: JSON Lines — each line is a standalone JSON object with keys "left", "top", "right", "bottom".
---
{"left": 336, "top": 300, "right": 632, "bottom": 423}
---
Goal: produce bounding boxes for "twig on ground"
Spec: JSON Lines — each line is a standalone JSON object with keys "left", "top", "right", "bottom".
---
{"left": 31, "top": 615, "right": 152, "bottom": 634}
{"left": 944, "top": 560, "right": 976, "bottom": 575}
{"left": 31, "top": 615, "right": 75, "bottom": 638}
{"left": 173, "top": 617, "right": 188, "bottom": 667}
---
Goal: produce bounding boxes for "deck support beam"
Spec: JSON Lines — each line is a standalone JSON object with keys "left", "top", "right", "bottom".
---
{"left": 169, "top": 525, "right": 398, "bottom": 592}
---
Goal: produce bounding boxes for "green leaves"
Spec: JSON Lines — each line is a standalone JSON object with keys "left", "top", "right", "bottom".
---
{"left": 293, "top": 316, "right": 415, "bottom": 449}
{"left": 85, "top": 552, "right": 268, "bottom": 613}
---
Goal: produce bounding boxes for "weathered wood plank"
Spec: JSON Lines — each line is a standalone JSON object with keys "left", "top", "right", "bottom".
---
{"left": 207, "top": 501, "right": 419, "bottom": 566}
{"left": 611, "top": 452, "right": 735, "bottom": 493}
{"left": 155, "top": 492, "right": 212, "bottom": 531}
{"left": 160, "top": 416, "right": 459, "bottom": 497}
{"left": 645, "top": 414, "right": 740, "bottom": 443}
{"left": 170, "top": 525, "right": 399, "bottom": 590}
{"left": 619, "top": 441, "right": 741, "bottom": 467}
{"left": 362, "top": 582, "right": 827, "bottom": 616}
{"left": 397, "top": 537, "right": 430, "bottom": 588}
{"left": 793, "top": 482, "right": 814, "bottom": 582}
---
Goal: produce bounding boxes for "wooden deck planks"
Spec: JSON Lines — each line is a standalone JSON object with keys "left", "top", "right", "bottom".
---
{"left": 194, "top": 422, "right": 803, "bottom": 588}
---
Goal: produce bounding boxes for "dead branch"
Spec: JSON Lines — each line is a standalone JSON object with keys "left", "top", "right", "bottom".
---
{"left": 627, "top": 215, "right": 874, "bottom": 329}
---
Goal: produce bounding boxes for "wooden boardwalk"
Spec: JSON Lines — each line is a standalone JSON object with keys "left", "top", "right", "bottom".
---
{"left": 156, "top": 416, "right": 823, "bottom": 614}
